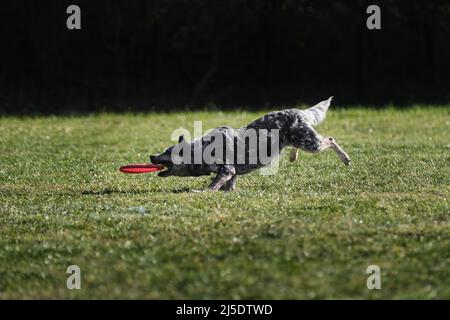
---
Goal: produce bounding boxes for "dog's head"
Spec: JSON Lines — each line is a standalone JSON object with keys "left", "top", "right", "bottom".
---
{"left": 150, "top": 135, "right": 193, "bottom": 177}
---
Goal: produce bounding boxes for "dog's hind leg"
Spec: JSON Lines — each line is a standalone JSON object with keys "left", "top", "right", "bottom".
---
{"left": 316, "top": 137, "right": 351, "bottom": 166}
{"left": 292, "top": 125, "right": 351, "bottom": 166}
{"left": 289, "top": 148, "right": 299, "bottom": 162}
{"left": 208, "top": 165, "right": 237, "bottom": 192}
{"left": 327, "top": 137, "right": 351, "bottom": 165}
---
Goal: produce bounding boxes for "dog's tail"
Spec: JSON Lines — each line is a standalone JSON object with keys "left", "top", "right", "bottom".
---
{"left": 302, "top": 96, "right": 333, "bottom": 126}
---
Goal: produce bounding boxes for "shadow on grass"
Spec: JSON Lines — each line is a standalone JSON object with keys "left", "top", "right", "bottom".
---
{"left": 171, "top": 187, "right": 193, "bottom": 193}
{"left": 81, "top": 187, "right": 193, "bottom": 195}
{"left": 81, "top": 189, "right": 152, "bottom": 196}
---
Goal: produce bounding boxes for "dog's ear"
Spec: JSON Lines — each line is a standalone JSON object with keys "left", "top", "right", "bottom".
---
{"left": 178, "top": 135, "right": 184, "bottom": 143}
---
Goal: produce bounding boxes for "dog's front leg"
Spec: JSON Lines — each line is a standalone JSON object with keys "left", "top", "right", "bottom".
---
{"left": 208, "top": 165, "right": 236, "bottom": 192}
{"left": 219, "top": 175, "right": 238, "bottom": 192}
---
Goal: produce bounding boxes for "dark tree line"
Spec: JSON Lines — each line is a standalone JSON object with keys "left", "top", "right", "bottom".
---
{"left": 0, "top": 0, "right": 449, "bottom": 114}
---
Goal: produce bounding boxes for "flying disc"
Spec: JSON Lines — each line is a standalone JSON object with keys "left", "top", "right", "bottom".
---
{"left": 119, "top": 163, "right": 165, "bottom": 174}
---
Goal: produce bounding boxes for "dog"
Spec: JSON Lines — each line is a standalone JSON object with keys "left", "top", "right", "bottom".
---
{"left": 150, "top": 97, "right": 351, "bottom": 191}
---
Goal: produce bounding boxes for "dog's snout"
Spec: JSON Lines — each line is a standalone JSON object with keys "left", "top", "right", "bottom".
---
{"left": 150, "top": 155, "right": 157, "bottom": 163}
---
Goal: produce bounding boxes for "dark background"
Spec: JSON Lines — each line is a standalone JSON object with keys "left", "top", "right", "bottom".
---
{"left": 0, "top": 0, "right": 449, "bottom": 114}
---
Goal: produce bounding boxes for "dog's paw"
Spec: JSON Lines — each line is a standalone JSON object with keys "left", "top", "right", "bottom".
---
{"left": 338, "top": 153, "right": 351, "bottom": 166}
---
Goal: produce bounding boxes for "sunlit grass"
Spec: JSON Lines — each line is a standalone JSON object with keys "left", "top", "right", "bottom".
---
{"left": 0, "top": 107, "right": 449, "bottom": 299}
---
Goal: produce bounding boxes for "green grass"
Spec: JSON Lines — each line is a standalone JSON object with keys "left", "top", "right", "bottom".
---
{"left": 0, "top": 107, "right": 449, "bottom": 299}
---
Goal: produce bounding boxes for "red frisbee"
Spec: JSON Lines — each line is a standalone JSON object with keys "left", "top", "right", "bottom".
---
{"left": 119, "top": 163, "right": 165, "bottom": 174}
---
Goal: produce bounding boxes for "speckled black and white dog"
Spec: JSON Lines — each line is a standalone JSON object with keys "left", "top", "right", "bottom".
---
{"left": 150, "top": 97, "right": 351, "bottom": 191}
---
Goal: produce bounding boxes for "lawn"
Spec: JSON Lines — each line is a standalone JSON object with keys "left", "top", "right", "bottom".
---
{"left": 0, "top": 107, "right": 449, "bottom": 299}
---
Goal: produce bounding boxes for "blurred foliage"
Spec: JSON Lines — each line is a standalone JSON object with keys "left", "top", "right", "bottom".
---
{"left": 0, "top": 0, "right": 449, "bottom": 113}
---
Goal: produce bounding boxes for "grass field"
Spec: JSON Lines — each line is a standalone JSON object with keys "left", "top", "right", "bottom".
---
{"left": 0, "top": 107, "right": 449, "bottom": 299}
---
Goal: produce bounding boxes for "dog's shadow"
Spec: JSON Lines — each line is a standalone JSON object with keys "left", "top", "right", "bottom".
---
{"left": 81, "top": 187, "right": 192, "bottom": 195}
{"left": 171, "top": 187, "right": 192, "bottom": 193}
{"left": 81, "top": 189, "right": 149, "bottom": 196}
